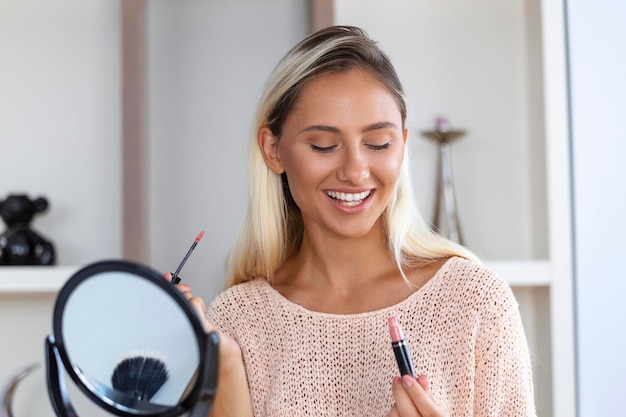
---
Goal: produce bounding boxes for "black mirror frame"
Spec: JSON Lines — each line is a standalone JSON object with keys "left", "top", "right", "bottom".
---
{"left": 45, "top": 260, "right": 219, "bottom": 417}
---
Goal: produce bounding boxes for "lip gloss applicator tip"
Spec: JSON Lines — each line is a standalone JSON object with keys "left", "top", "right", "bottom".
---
{"left": 170, "top": 230, "right": 205, "bottom": 285}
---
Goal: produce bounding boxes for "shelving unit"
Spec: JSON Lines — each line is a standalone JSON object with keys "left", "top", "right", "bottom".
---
{"left": 0, "top": 266, "right": 77, "bottom": 293}
{"left": 0, "top": 262, "right": 552, "bottom": 293}
{"left": 485, "top": 260, "right": 551, "bottom": 287}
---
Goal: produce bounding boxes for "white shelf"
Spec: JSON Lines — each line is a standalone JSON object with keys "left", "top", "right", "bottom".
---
{"left": 485, "top": 259, "right": 551, "bottom": 287}
{"left": 0, "top": 260, "right": 551, "bottom": 294}
{"left": 0, "top": 266, "right": 78, "bottom": 293}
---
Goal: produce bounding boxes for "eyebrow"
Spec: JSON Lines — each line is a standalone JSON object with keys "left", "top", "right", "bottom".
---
{"left": 299, "top": 121, "right": 399, "bottom": 134}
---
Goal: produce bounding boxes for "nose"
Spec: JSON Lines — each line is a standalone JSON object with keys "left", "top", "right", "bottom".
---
{"left": 337, "top": 147, "right": 369, "bottom": 184}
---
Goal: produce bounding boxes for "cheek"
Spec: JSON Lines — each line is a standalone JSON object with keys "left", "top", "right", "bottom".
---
{"left": 279, "top": 146, "right": 328, "bottom": 185}
{"left": 279, "top": 153, "right": 315, "bottom": 194}
{"left": 283, "top": 163, "right": 323, "bottom": 192}
{"left": 377, "top": 152, "right": 405, "bottom": 182}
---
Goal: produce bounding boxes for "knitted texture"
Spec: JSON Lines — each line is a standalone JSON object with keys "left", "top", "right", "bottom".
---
{"left": 207, "top": 257, "right": 536, "bottom": 417}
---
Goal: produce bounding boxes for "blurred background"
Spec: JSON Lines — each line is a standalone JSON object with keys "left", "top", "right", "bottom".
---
{"left": 1, "top": 1, "right": 624, "bottom": 416}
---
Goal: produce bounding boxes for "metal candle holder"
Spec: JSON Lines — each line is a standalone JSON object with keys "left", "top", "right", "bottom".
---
{"left": 421, "top": 118, "right": 466, "bottom": 245}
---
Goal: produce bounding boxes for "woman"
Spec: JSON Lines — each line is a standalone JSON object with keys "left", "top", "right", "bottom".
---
{"left": 180, "top": 25, "right": 536, "bottom": 417}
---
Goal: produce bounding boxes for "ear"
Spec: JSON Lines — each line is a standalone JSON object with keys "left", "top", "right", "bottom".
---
{"left": 258, "top": 126, "right": 285, "bottom": 174}
{"left": 402, "top": 127, "right": 409, "bottom": 146}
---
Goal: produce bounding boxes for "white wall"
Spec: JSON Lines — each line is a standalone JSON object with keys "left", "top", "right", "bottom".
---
{"left": 146, "top": 0, "right": 309, "bottom": 300}
{"left": 567, "top": 1, "right": 626, "bottom": 415}
{"left": 0, "top": 0, "right": 122, "bottom": 265}
{"left": 1, "top": 1, "right": 120, "bottom": 415}
{"left": 0, "top": 294, "right": 109, "bottom": 417}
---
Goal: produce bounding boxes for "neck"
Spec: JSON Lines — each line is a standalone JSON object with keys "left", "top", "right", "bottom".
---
{"left": 281, "top": 223, "right": 398, "bottom": 294}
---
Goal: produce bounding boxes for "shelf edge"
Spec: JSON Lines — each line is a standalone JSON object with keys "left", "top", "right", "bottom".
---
{"left": 484, "top": 259, "right": 551, "bottom": 286}
{"left": 0, "top": 266, "right": 78, "bottom": 294}
{"left": 1, "top": 260, "right": 552, "bottom": 293}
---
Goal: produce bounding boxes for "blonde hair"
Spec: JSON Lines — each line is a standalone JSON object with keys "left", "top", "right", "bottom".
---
{"left": 225, "top": 26, "right": 477, "bottom": 288}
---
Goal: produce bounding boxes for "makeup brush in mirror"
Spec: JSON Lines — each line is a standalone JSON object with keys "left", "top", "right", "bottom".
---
{"left": 111, "top": 351, "right": 169, "bottom": 401}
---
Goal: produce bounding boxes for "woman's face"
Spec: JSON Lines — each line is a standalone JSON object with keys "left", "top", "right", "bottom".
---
{"left": 260, "top": 68, "right": 407, "bottom": 240}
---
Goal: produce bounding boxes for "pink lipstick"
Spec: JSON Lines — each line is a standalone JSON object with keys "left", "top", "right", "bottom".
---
{"left": 388, "top": 316, "right": 416, "bottom": 378}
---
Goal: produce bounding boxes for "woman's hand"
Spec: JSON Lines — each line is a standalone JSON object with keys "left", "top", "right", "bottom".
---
{"left": 163, "top": 273, "right": 253, "bottom": 417}
{"left": 164, "top": 272, "right": 243, "bottom": 362}
{"left": 386, "top": 374, "right": 445, "bottom": 417}
{"left": 164, "top": 272, "right": 209, "bottom": 322}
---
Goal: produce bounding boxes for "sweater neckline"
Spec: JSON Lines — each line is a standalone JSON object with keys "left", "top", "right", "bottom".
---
{"left": 255, "top": 256, "right": 457, "bottom": 319}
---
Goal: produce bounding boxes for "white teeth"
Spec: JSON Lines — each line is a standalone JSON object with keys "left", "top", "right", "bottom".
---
{"left": 326, "top": 190, "right": 371, "bottom": 205}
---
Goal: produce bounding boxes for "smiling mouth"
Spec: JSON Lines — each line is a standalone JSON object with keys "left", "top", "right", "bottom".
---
{"left": 325, "top": 190, "right": 372, "bottom": 207}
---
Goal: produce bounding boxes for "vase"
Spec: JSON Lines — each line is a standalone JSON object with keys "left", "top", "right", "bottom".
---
{"left": 421, "top": 117, "right": 466, "bottom": 245}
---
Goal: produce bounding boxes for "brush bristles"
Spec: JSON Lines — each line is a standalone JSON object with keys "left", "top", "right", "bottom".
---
{"left": 111, "top": 355, "right": 169, "bottom": 401}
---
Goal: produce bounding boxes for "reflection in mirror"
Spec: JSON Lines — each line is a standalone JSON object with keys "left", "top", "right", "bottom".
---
{"left": 46, "top": 260, "right": 219, "bottom": 417}
{"left": 61, "top": 271, "right": 199, "bottom": 407}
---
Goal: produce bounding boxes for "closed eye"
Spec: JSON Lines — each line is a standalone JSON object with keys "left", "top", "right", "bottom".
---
{"left": 366, "top": 143, "right": 391, "bottom": 151}
{"left": 310, "top": 144, "right": 337, "bottom": 153}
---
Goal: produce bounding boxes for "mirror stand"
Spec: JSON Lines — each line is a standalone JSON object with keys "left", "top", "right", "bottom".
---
{"left": 46, "top": 332, "right": 219, "bottom": 417}
{"left": 46, "top": 336, "right": 77, "bottom": 417}
{"left": 43, "top": 259, "right": 220, "bottom": 417}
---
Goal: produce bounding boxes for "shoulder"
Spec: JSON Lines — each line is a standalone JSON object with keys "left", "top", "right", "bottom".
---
{"left": 206, "top": 278, "right": 271, "bottom": 333}
{"left": 208, "top": 278, "right": 270, "bottom": 313}
{"left": 439, "top": 257, "right": 518, "bottom": 313}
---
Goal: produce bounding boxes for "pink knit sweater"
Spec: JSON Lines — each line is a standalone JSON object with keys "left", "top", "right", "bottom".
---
{"left": 207, "top": 257, "right": 536, "bottom": 416}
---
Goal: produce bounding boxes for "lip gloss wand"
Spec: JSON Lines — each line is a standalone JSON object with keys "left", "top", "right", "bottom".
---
{"left": 170, "top": 230, "right": 205, "bottom": 285}
{"left": 388, "top": 316, "right": 416, "bottom": 378}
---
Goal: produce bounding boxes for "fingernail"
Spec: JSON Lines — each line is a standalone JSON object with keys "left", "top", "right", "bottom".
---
{"left": 393, "top": 376, "right": 401, "bottom": 385}
{"left": 402, "top": 375, "right": 414, "bottom": 388}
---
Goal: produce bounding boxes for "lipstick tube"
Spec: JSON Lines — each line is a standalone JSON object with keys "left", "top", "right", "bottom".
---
{"left": 388, "top": 316, "right": 416, "bottom": 378}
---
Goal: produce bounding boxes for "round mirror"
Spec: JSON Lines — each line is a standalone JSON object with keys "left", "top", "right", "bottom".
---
{"left": 45, "top": 260, "right": 218, "bottom": 417}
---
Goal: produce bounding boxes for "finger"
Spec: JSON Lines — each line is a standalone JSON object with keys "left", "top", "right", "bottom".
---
{"left": 401, "top": 375, "right": 440, "bottom": 417}
{"left": 416, "top": 375, "right": 436, "bottom": 405}
{"left": 163, "top": 271, "right": 184, "bottom": 284}
{"left": 171, "top": 283, "right": 207, "bottom": 320}
{"left": 188, "top": 295, "right": 206, "bottom": 312}
{"left": 386, "top": 405, "right": 401, "bottom": 417}
{"left": 165, "top": 270, "right": 191, "bottom": 294}
{"left": 187, "top": 295, "right": 210, "bottom": 331}
{"left": 188, "top": 295, "right": 207, "bottom": 316}
{"left": 175, "top": 283, "right": 192, "bottom": 295}
{"left": 392, "top": 376, "right": 422, "bottom": 417}
{"left": 161, "top": 272, "right": 210, "bottom": 330}
{"left": 417, "top": 374, "right": 428, "bottom": 391}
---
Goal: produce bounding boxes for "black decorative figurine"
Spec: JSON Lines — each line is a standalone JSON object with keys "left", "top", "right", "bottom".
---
{"left": 0, "top": 194, "right": 56, "bottom": 265}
